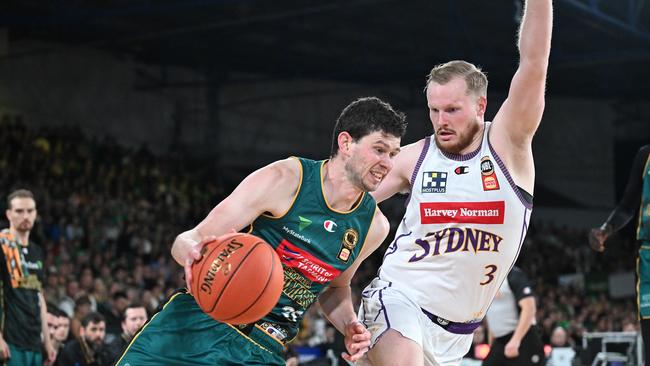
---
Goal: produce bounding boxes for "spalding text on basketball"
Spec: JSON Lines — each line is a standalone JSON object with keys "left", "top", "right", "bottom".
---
{"left": 200, "top": 240, "right": 244, "bottom": 294}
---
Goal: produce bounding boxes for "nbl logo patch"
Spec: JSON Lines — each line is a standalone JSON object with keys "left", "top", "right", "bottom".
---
{"left": 422, "top": 171, "right": 447, "bottom": 193}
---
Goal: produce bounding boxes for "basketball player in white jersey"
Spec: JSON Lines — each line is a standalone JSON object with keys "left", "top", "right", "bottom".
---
{"left": 357, "top": 1, "right": 553, "bottom": 365}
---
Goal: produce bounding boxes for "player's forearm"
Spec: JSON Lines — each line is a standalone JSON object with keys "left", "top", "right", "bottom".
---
{"left": 318, "top": 285, "right": 357, "bottom": 335}
{"left": 518, "top": 0, "right": 553, "bottom": 65}
{"left": 602, "top": 207, "right": 636, "bottom": 233}
{"left": 39, "top": 293, "right": 53, "bottom": 349}
{"left": 171, "top": 229, "right": 201, "bottom": 266}
{"left": 510, "top": 301, "right": 535, "bottom": 343}
{"left": 603, "top": 147, "right": 645, "bottom": 232}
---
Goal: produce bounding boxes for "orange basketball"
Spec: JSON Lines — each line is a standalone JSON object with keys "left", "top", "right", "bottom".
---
{"left": 191, "top": 233, "right": 284, "bottom": 324}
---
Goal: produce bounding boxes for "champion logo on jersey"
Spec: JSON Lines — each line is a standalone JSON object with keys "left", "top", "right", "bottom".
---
{"left": 454, "top": 166, "right": 469, "bottom": 175}
{"left": 323, "top": 220, "right": 337, "bottom": 232}
{"left": 422, "top": 171, "right": 447, "bottom": 193}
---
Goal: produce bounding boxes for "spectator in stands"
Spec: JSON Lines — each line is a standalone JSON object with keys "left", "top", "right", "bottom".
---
{"left": 57, "top": 312, "right": 110, "bottom": 366}
{"left": 98, "top": 290, "right": 129, "bottom": 344}
{"left": 105, "top": 303, "right": 148, "bottom": 364}
{"left": 550, "top": 326, "right": 571, "bottom": 348}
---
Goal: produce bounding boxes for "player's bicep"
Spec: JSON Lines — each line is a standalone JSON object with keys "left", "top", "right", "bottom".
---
{"left": 493, "top": 63, "right": 547, "bottom": 145}
{"left": 517, "top": 296, "right": 536, "bottom": 312}
{"left": 195, "top": 159, "right": 299, "bottom": 237}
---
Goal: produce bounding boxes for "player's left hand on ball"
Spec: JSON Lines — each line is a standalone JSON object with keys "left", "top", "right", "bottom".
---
{"left": 342, "top": 321, "right": 371, "bottom": 362}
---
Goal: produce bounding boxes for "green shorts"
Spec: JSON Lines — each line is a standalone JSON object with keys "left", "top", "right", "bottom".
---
{"left": 115, "top": 291, "right": 286, "bottom": 366}
{"left": 6, "top": 343, "right": 42, "bottom": 366}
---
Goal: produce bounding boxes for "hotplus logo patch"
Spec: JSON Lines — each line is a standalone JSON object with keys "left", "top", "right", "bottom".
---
{"left": 422, "top": 171, "right": 447, "bottom": 193}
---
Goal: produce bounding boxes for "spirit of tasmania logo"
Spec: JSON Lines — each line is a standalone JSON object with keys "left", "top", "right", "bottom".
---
{"left": 277, "top": 240, "right": 340, "bottom": 283}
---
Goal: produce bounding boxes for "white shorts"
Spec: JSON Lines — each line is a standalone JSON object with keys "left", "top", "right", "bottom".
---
{"left": 358, "top": 278, "right": 474, "bottom": 366}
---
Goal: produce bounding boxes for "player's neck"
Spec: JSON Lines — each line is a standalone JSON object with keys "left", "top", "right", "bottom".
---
{"left": 10, "top": 228, "right": 30, "bottom": 246}
{"left": 322, "top": 159, "right": 363, "bottom": 211}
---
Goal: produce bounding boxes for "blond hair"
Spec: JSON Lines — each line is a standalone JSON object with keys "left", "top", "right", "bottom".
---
{"left": 425, "top": 60, "right": 488, "bottom": 97}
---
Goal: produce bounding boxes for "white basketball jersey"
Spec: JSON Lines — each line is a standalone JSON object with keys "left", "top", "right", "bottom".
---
{"left": 378, "top": 123, "right": 532, "bottom": 323}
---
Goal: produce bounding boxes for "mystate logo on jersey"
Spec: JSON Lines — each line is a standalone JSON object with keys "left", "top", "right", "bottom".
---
{"left": 419, "top": 201, "right": 505, "bottom": 224}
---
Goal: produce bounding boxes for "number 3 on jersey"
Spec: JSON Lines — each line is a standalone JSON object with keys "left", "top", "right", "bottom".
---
{"left": 480, "top": 264, "right": 497, "bottom": 285}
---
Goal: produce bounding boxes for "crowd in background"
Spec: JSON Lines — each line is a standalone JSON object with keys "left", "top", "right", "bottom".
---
{"left": 0, "top": 119, "right": 640, "bottom": 364}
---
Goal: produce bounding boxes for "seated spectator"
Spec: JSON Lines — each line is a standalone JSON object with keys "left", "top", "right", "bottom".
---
{"left": 71, "top": 295, "right": 92, "bottom": 340}
{"left": 98, "top": 291, "right": 129, "bottom": 344}
{"left": 46, "top": 305, "right": 70, "bottom": 355}
{"left": 57, "top": 312, "right": 111, "bottom": 366}
{"left": 550, "top": 326, "right": 572, "bottom": 348}
{"left": 105, "top": 303, "right": 148, "bottom": 364}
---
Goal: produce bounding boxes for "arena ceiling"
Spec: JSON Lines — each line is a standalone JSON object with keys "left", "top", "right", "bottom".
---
{"left": 1, "top": 0, "right": 650, "bottom": 99}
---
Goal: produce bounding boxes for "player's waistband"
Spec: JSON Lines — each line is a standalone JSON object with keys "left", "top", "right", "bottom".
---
{"left": 234, "top": 321, "right": 288, "bottom": 353}
{"left": 421, "top": 308, "right": 482, "bottom": 335}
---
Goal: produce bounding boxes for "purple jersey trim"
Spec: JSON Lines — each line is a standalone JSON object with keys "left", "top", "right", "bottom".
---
{"left": 482, "top": 207, "right": 531, "bottom": 320}
{"left": 487, "top": 139, "right": 534, "bottom": 209}
{"left": 410, "top": 136, "right": 431, "bottom": 187}
{"left": 421, "top": 308, "right": 482, "bottom": 335}
{"left": 404, "top": 136, "right": 431, "bottom": 209}
{"left": 377, "top": 231, "right": 412, "bottom": 278}
{"left": 377, "top": 288, "right": 390, "bottom": 326}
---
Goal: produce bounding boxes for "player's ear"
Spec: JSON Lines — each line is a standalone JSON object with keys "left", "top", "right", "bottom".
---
{"left": 337, "top": 132, "right": 353, "bottom": 155}
{"left": 476, "top": 95, "right": 487, "bottom": 118}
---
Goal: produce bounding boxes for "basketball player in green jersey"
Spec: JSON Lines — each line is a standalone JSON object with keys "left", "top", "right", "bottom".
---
{"left": 116, "top": 96, "right": 407, "bottom": 366}
{"left": 590, "top": 144, "right": 650, "bottom": 361}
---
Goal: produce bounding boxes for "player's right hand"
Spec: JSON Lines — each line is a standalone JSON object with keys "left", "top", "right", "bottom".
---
{"left": 588, "top": 228, "right": 607, "bottom": 252}
{"left": 183, "top": 229, "right": 239, "bottom": 293}
{"left": 183, "top": 235, "right": 217, "bottom": 293}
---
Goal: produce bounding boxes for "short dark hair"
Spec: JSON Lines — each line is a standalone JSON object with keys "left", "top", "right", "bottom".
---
{"left": 6, "top": 189, "right": 35, "bottom": 209}
{"left": 120, "top": 302, "right": 147, "bottom": 323}
{"left": 112, "top": 291, "right": 128, "bottom": 302}
{"left": 74, "top": 295, "right": 92, "bottom": 312}
{"left": 330, "top": 97, "right": 407, "bottom": 157}
{"left": 46, "top": 303, "right": 68, "bottom": 318}
{"left": 81, "top": 312, "right": 105, "bottom": 327}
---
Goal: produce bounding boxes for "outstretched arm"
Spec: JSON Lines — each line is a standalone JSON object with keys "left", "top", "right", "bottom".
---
{"left": 491, "top": 0, "right": 553, "bottom": 191}
{"left": 493, "top": 0, "right": 553, "bottom": 140}
{"left": 318, "top": 209, "right": 390, "bottom": 362}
